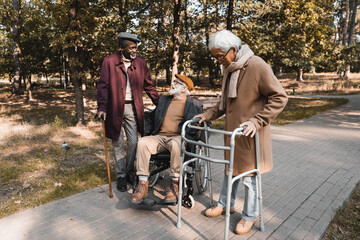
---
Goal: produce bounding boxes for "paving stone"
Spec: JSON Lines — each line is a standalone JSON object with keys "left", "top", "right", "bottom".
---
{"left": 0, "top": 94, "right": 359, "bottom": 240}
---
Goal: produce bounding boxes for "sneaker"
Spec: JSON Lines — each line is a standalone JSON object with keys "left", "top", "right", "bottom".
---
{"left": 235, "top": 218, "right": 256, "bottom": 235}
{"left": 116, "top": 177, "right": 127, "bottom": 192}
{"left": 130, "top": 180, "right": 149, "bottom": 204}
{"left": 163, "top": 179, "right": 179, "bottom": 204}
{"left": 204, "top": 205, "right": 235, "bottom": 218}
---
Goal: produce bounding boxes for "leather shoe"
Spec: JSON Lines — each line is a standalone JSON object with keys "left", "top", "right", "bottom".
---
{"left": 116, "top": 177, "right": 127, "bottom": 192}
{"left": 163, "top": 179, "right": 179, "bottom": 204}
{"left": 204, "top": 205, "right": 235, "bottom": 218}
{"left": 130, "top": 180, "right": 149, "bottom": 204}
{"left": 235, "top": 218, "right": 256, "bottom": 235}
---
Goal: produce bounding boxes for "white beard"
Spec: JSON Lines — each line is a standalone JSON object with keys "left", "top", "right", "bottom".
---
{"left": 169, "top": 86, "right": 181, "bottom": 96}
{"left": 130, "top": 53, "right": 137, "bottom": 59}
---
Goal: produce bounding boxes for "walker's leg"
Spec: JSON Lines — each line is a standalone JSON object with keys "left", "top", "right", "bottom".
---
{"left": 177, "top": 163, "right": 184, "bottom": 228}
{"left": 207, "top": 161, "right": 214, "bottom": 206}
{"left": 224, "top": 171, "right": 233, "bottom": 240}
{"left": 257, "top": 172, "right": 265, "bottom": 232}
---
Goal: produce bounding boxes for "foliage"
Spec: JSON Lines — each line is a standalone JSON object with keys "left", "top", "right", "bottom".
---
{"left": 0, "top": 0, "right": 359, "bottom": 85}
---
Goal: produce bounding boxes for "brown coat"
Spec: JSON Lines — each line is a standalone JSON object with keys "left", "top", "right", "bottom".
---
{"left": 203, "top": 56, "right": 288, "bottom": 176}
{"left": 97, "top": 53, "right": 159, "bottom": 140}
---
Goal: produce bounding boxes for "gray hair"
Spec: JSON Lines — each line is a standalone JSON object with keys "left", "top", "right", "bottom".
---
{"left": 208, "top": 30, "right": 242, "bottom": 52}
{"left": 118, "top": 39, "right": 137, "bottom": 48}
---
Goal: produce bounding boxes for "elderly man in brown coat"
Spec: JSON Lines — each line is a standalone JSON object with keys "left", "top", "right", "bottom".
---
{"left": 195, "top": 30, "right": 288, "bottom": 235}
{"left": 96, "top": 32, "right": 159, "bottom": 192}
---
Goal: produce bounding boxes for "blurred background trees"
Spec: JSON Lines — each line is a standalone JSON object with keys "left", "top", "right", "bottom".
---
{"left": 0, "top": 0, "right": 359, "bottom": 123}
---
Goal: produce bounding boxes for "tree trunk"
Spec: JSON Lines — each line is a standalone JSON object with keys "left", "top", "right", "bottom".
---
{"left": 68, "top": 0, "right": 84, "bottom": 125}
{"left": 347, "top": 0, "right": 358, "bottom": 46}
{"left": 166, "top": 67, "right": 171, "bottom": 85}
{"left": 11, "top": 0, "right": 22, "bottom": 95}
{"left": 345, "top": 0, "right": 357, "bottom": 79}
{"left": 25, "top": 73, "right": 32, "bottom": 101}
{"left": 184, "top": 0, "right": 189, "bottom": 43}
{"left": 296, "top": 68, "right": 304, "bottom": 82}
{"left": 171, "top": 0, "right": 181, "bottom": 84}
{"left": 342, "top": 0, "right": 350, "bottom": 45}
{"left": 203, "top": 0, "right": 215, "bottom": 86}
{"left": 59, "top": 70, "right": 62, "bottom": 86}
{"left": 226, "top": 0, "right": 234, "bottom": 30}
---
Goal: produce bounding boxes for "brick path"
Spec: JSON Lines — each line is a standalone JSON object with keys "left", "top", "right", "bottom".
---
{"left": 0, "top": 94, "right": 359, "bottom": 240}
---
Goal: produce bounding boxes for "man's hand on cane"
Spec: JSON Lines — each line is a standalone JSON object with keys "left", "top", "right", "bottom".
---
{"left": 95, "top": 111, "right": 106, "bottom": 121}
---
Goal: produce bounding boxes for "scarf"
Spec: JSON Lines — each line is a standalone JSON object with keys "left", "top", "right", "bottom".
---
{"left": 219, "top": 44, "right": 254, "bottom": 111}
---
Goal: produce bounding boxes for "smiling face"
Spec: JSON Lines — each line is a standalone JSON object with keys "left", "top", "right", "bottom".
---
{"left": 210, "top": 46, "right": 237, "bottom": 68}
{"left": 121, "top": 40, "right": 138, "bottom": 60}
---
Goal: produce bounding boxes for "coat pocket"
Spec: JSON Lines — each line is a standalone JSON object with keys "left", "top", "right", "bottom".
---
{"left": 236, "top": 135, "right": 251, "bottom": 150}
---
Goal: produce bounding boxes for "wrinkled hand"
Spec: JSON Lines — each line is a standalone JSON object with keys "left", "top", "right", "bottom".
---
{"left": 95, "top": 111, "right": 106, "bottom": 121}
{"left": 240, "top": 121, "right": 256, "bottom": 138}
{"left": 193, "top": 113, "right": 206, "bottom": 124}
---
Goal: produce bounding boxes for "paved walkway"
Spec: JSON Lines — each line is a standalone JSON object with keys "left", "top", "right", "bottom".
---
{"left": 0, "top": 95, "right": 359, "bottom": 240}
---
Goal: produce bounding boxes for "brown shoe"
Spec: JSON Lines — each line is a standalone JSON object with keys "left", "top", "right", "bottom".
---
{"left": 235, "top": 218, "right": 256, "bottom": 235}
{"left": 163, "top": 179, "right": 179, "bottom": 204}
{"left": 204, "top": 205, "right": 235, "bottom": 218}
{"left": 130, "top": 180, "right": 149, "bottom": 204}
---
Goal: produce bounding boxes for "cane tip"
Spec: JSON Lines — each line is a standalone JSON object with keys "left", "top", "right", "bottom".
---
{"left": 109, "top": 194, "right": 113, "bottom": 198}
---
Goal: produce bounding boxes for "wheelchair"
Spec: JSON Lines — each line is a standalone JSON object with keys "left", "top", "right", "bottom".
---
{"left": 144, "top": 111, "right": 209, "bottom": 208}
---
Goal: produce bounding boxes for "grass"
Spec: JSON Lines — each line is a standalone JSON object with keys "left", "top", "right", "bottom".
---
{"left": 211, "top": 97, "right": 349, "bottom": 128}
{"left": 322, "top": 183, "right": 360, "bottom": 240}
{"left": 277, "top": 72, "right": 360, "bottom": 95}
{"left": 0, "top": 86, "right": 115, "bottom": 218}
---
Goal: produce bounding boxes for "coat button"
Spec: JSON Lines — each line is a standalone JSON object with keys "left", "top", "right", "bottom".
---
{"left": 122, "top": 87, "right": 124, "bottom": 90}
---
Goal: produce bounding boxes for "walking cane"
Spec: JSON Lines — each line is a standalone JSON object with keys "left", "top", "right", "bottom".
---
{"left": 101, "top": 120, "right": 113, "bottom": 198}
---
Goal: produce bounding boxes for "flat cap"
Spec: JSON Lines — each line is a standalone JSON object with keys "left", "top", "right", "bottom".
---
{"left": 175, "top": 74, "right": 194, "bottom": 91}
{"left": 117, "top": 32, "right": 140, "bottom": 43}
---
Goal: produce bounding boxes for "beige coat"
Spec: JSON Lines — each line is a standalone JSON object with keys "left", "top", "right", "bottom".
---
{"left": 203, "top": 56, "right": 288, "bottom": 176}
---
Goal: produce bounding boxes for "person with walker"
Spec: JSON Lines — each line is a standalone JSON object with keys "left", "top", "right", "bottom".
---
{"left": 195, "top": 29, "right": 288, "bottom": 235}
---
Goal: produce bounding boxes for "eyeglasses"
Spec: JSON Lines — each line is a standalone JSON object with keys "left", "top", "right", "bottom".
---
{"left": 210, "top": 48, "right": 231, "bottom": 61}
{"left": 173, "top": 79, "right": 186, "bottom": 86}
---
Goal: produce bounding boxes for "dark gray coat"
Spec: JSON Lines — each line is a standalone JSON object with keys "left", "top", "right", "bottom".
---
{"left": 145, "top": 95, "right": 205, "bottom": 151}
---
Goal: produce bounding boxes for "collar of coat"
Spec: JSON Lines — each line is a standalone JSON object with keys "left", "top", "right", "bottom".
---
{"left": 114, "top": 52, "right": 137, "bottom": 70}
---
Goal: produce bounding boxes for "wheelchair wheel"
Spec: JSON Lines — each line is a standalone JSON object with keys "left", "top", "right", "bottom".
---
{"left": 182, "top": 194, "right": 195, "bottom": 209}
{"left": 148, "top": 173, "right": 159, "bottom": 188}
{"left": 195, "top": 149, "right": 208, "bottom": 193}
{"left": 148, "top": 160, "right": 159, "bottom": 188}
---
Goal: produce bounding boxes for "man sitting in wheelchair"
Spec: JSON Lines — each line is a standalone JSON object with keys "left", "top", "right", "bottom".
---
{"left": 130, "top": 74, "right": 205, "bottom": 205}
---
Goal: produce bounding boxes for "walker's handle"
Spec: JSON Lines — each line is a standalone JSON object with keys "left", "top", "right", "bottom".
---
{"left": 240, "top": 125, "right": 248, "bottom": 132}
{"left": 191, "top": 117, "right": 202, "bottom": 123}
